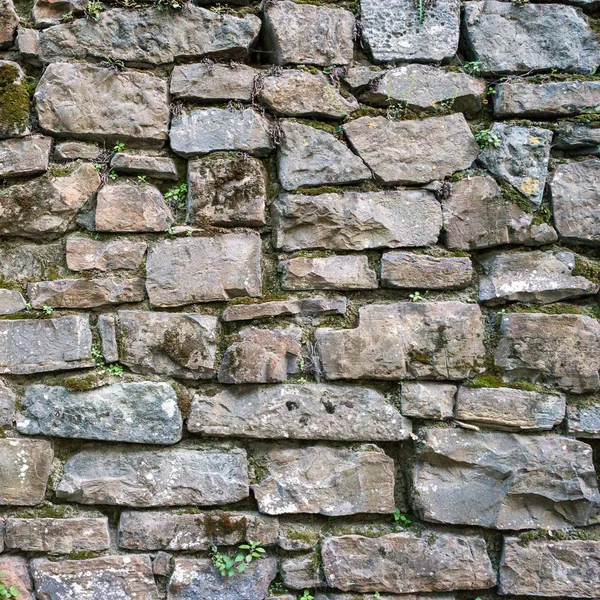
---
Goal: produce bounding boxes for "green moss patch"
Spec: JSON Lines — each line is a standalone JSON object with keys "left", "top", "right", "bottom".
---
{"left": 0, "top": 63, "right": 30, "bottom": 136}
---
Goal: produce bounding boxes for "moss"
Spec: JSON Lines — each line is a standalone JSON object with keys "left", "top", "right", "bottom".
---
{"left": 467, "top": 373, "right": 545, "bottom": 393}
{"left": 49, "top": 163, "right": 77, "bottom": 178}
{"left": 519, "top": 527, "right": 600, "bottom": 545}
{"left": 65, "top": 550, "right": 104, "bottom": 561}
{"left": 573, "top": 257, "right": 600, "bottom": 284}
{"left": 63, "top": 372, "right": 102, "bottom": 392}
{"left": 0, "top": 64, "right": 30, "bottom": 136}
{"left": 408, "top": 350, "right": 431, "bottom": 365}
{"left": 171, "top": 381, "right": 192, "bottom": 419}
{"left": 291, "top": 118, "right": 340, "bottom": 136}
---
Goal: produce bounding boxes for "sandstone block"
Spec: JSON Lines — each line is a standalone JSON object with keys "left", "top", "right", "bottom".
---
{"left": 98, "top": 314, "right": 118, "bottom": 363}
{"left": 401, "top": 382, "right": 456, "bottom": 420}
{"left": 0, "top": 0, "right": 18, "bottom": 48}
{"left": 0, "top": 289, "right": 26, "bottom": 315}
{"left": 0, "top": 61, "right": 29, "bottom": 138}
{"left": 54, "top": 141, "right": 100, "bottom": 162}
{"left": 221, "top": 297, "right": 347, "bottom": 322}
{"left": 281, "top": 553, "right": 323, "bottom": 589}
{"left": 0, "top": 242, "right": 66, "bottom": 282}
{"left": 567, "top": 402, "right": 600, "bottom": 438}
{"left": 111, "top": 153, "right": 178, "bottom": 180}
{"left": 0, "top": 135, "right": 52, "bottom": 178}
{"left": 66, "top": 237, "right": 147, "bottom": 271}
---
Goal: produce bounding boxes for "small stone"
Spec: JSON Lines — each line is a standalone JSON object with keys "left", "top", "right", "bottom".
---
{"left": 455, "top": 387, "right": 566, "bottom": 431}
{"left": 170, "top": 108, "right": 273, "bottom": 158}
{"left": 218, "top": 326, "right": 301, "bottom": 384}
{"left": 116, "top": 310, "right": 218, "bottom": 380}
{"left": 98, "top": 314, "right": 118, "bottom": 363}
{"left": 381, "top": 252, "right": 472, "bottom": 290}
{"left": 57, "top": 445, "right": 249, "bottom": 506}
{"left": 221, "top": 297, "right": 347, "bottom": 322}
{"left": 95, "top": 180, "right": 174, "bottom": 232}
{"left": 146, "top": 233, "right": 262, "bottom": 306}
{"left": 170, "top": 62, "right": 257, "bottom": 102}
{"left": 0, "top": 242, "right": 66, "bottom": 282}
{"left": 28, "top": 277, "right": 146, "bottom": 309}
{"left": 66, "top": 237, "right": 147, "bottom": 271}
{"left": 263, "top": 1, "right": 354, "bottom": 66}
{"left": 280, "top": 255, "right": 378, "bottom": 290}
{"left": 278, "top": 121, "right": 371, "bottom": 191}
{"left": 278, "top": 521, "right": 321, "bottom": 551}
{"left": 0, "top": 0, "right": 18, "bottom": 48}
{"left": 555, "top": 124, "right": 600, "bottom": 156}
{"left": 252, "top": 444, "right": 395, "bottom": 516}
{"left": 54, "top": 141, "right": 100, "bottom": 161}
{"left": 5, "top": 517, "right": 110, "bottom": 554}
{"left": 32, "top": 0, "right": 87, "bottom": 27}
{"left": 344, "top": 113, "right": 479, "bottom": 185}
{"left": 0, "top": 379, "right": 16, "bottom": 427}
{"left": 17, "top": 382, "right": 183, "bottom": 445}
{"left": 186, "top": 153, "right": 266, "bottom": 227}
{"left": 567, "top": 401, "right": 600, "bottom": 438}
{"left": 273, "top": 191, "right": 442, "bottom": 251}
{"left": 153, "top": 552, "right": 172, "bottom": 577}
{"left": 281, "top": 553, "right": 323, "bottom": 589}
{"left": 360, "top": 0, "right": 460, "bottom": 63}
{"left": 0, "top": 439, "right": 53, "bottom": 505}
{"left": 111, "top": 153, "right": 178, "bottom": 180}
{"left": 188, "top": 384, "right": 411, "bottom": 441}
{"left": 401, "top": 382, "right": 456, "bottom": 420}
{"left": 259, "top": 70, "right": 358, "bottom": 119}
{"left": 0, "top": 61, "right": 29, "bottom": 138}
{"left": 342, "top": 66, "right": 381, "bottom": 91}
{"left": 17, "top": 27, "right": 41, "bottom": 61}
{"left": 0, "top": 289, "right": 26, "bottom": 315}
{"left": 0, "top": 135, "right": 52, "bottom": 178}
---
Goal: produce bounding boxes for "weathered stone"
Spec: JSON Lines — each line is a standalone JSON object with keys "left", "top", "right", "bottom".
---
{"left": 550, "top": 159, "right": 600, "bottom": 245}
{"left": 168, "top": 558, "right": 277, "bottom": 600}
{"left": 0, "top": 162, "right": 101, "bottom": 239}
{"left": 344, "top": 114, "right": 479, "bottom": 185}
{"left": 17, "top": 382, "right": 183, "bottom": 444}
{"left": 31, "top": 555, "right": 159, "bottom": 600}
{"left": 0, "top": 242, "right": 65, "bottom": 281}
{"left": 146, "top": 234, "right": 262, "bottom": 306}
{"left": 381, "top": 252, "right": 472, "bottom": 290}
{"left": 218, "top": 326, "right": 301, "bottom": 384}
{"left": 222, "top": 297, "right": 347, "bottom": 322}
{"left": 54, "top": 140, "right": 100, "bottom": 162}
{"left": 567, "top": 401, "right": 600, "bottom": 438}
{"left": 555, "top": 124, "right": 600, "bottom": 156}
{"left": 171, "top": 62, "right": 257, "bottom": 102}
{"left": 5, "top": 517, "right": 110, "bottom": 554}
{"left": 463, "top": 1, "right": 600, "bottom": 75}
{"left": 66, "top": 237, "right": 147, "bottom": 271}
{"left": 259, "top": 70, "right": 358, "bottom": 119}
{"left": 0, "top": 0, "right": 18, "bottom": 48}
{"left": 360, "top": 0, "right": 460, "bottom": 63}
{"left": 98, "top": 314, "right": 118, "bottom": 363}
{"left": 186, "top": 153, "right": 266, "bottom": 227}
{"left": 0, "top": 557, "right": 34, "bottom": 600}
{"left": 442, "top": 175, "right": 557, "bottom": 250}
{"left": 0, "top": 135, "right": 52, "bottom": 178}
{"left": 111, "top": 153, "right": 178, "bottom": 180}
{"left": 342, "top": 66, "right": 381, "bottom": 91}
{"left": 57, "top": 445, "right": 249, "bottom": 506}
{"left": 263, "top": 1, "right": 354, "bottom": 66}
{"left": 95, "top": 180, "right": 173, "bottom": 232}
{"left": 401, "top": 382, "right": 456, "bottom": 420}
{"left": 37, "top": 6, "right": 261, "bottom": 64}
{"left": 0, "top": 439, "right": 53, "bottom": 505}
{"left": 455, "top": 387, "right": 566, "bottom": 431}
{"left": 252, "top": 445, "right": 395, "bottom": 516}
{"left": 499, "top": 537, "right": 600, "bottom": 597}
{"left": 0, "top": 315, "right": 93, "bottom": 374}
{"left": 278, "top": 121, "right": 371, "bottom": 191}
{"left": 281, "top": 553, "right": 323, "bottom": 589}
{"left": 495, "top": 313, "right": 600, "bottom": 393}
{"left": 0, "top": 379, "right": 16, "bottom": 426}
{"left": 116, "top": 311, "right": 218, "bottom": 380}
{"left": 36, "top": 63, "right": 170, "bottom": 147}
{"left": 153, "top": 552, "right": 172, "bottom": 577}
{"left": 170, "top": 108, "right": 273, "bottom": 158}
{"left": 189, "top": 384, "right": 411, "bottom": 441}
{"left": 278, "top": 521, "right": 321, "bottom": 551}
{"left": 28, "top": 277, "right": 145, "bottom": 309}
{"left": 119, "top": 510, "right": 278, "bottom": 551}
{"left": 478, "top": 124, "right": 552, "bottom": 208}
{"left": 0, "top": 61, "right": 29, "bottom": 138}
{"left": 412, "top": 428, "right": 600, "bottom": 529}
{"left": 0, "top": 289, "right": 26, "bottom": 315}
{"left": 322, "top": 532, "right": 496, "bottom": 593}
{"left": 316, "top": 302, "right": 485, "bottom": 381}
{"left": 273, "top": 191, "right": 442, "bottom": 251}
{"left": 32, "top": 0, "right": 87, "bottom": 28}
{"left": 360, "top": 65, "right": 485, "bottom": 116}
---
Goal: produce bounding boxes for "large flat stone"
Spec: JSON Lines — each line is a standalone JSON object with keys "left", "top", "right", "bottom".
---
{"left": 272, "top": 191, "right": 442, "bottom": 251}
{"left": 66, "top": 237, "right": 147, "bottom": 271}
{"left": 221, "top": 297, "right": 347, "bottom": 322}
{"left": 322, "top": 532, "right": 496, "bottom": 593}
{"left": 316, "top": 302, "right": 485, "bottom": 381}
{"left": 567, "top": 401, "right": 600, "bottom": 438}
{"left": 57, "top": 445, "right": 249, "bottom": 506}
{"left": 17, "top": 382, "right": 183, "bottom": 445}
{"left": 36, "top": 63, "right": 170, "bottom": 147}
{"left": 0, "top": 0, "right": 18, "bottom": 48}
{"left": 344, "top": 113, "right": 479, "bottom": 185}
{"left": 110, "top": 153, "right": 178, "bottom": 180}
{"left": 412, "top": 428, "right": 600, "bottom": 529}
{"left": 0, "top": 242, "right": 65, "bottom": 282}
{"left": 189, "top": 384, "right": 411, "bottom": 441}
{"left": 146, "top": 233, "right": 262, "bottom": 306}
{"left": 0, "top": 135, "right": 52, "bottom": 178}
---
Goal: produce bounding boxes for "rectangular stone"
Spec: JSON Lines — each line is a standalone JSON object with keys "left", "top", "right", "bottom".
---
{"left": 66, "top": 237, "right": 147, "bottom": 271}
{"left": 0, "top": 242, "right": 66, "bottom": 281}
{"left": 221, "top": 297, "right": 347, "bottom": 322}
{"left": 110, "top": 153, "right": 178, "bottom": 180}
{"left": 0, "top": 135, "right": 52, "bottom": 178}
{"left": 401, "top": 382, "right": 456, "bottom": 420}
{"left": 567, "top": 402, "right": 600, "bottom": 438}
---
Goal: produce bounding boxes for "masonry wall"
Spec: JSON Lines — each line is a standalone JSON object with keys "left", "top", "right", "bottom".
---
{"left": 1, "top": 0, "right": 600, "bottom": 598}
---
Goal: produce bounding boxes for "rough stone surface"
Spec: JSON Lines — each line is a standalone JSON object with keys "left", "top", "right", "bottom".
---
{"left": 186, "top": 153, "right": 266, "bottom": 227}
{"left": 17, "top": 382, "right": 183, "bottom": 445}
{"left": 281, "top": 553, "right": 323, "bottom": 589}
{"left": 116, "top": 311, "right": 218, "bottom": 380}
{"left": 0, "top": 379, "right": 16, "bottom": 427}
{"left": 455, "top": 387, "right": 566, "bottom": 431}
{"left": 280, "top": 256, "right": 378, "bottom": 291}
{"left": 54, "top": 141, "right": 99, "bottom": 162}
{"left": 401, "top": 382, "right": 456, "bottom": 420}
{"left": 32, "top": 0, "right": 87, "bottom": 28}
{"left": 273, "top": 191, "right": 442, "bottom": 251}
{"left": 412, "top": 428, "right": 600, "bottom": 529}
{"left": 0, "top": 242, "right": 65, "bottom": 282}
{"left": 494, "top": 313, "right": 600, "bottom": 393}
{"left": 57, "top": 446, "right": 249, "bottom": 506}
{"left": 98, "top": 314, "right": 118, "bottom": 363}
{"left": 0, "top": 60, "right": 29, "bottom": 138}
{"left": 146, "top": 234, "right": 262, "bottom": 306}
{"left": 555, "top": 124, "right": 600, "bottom": 156}
{"left": 360, "top": 0, "right": 460, "bottom": 64}
{"left": 252, "top": 445, "right": 395, "bottom": 516}
{"left": 278, "top": 522, "right": 321, "bottom": 551}
{"left": 322, "top": 532, "right": 496, "bottom": 593}
{"left": 0, "top": 0, "right": 18, "bottom": 48}
{"left": 189, "top": 384, "right": 411, "bottom": 441}
{"left": 222, "top": 297, "right": 347, "bottom": 322}
{"left": 0, "top": 289, "right": 26, "bottom": 315}
{"left": 0, "top": 135, "right": 52, "bottom": 178}
{"left": 316, "top": 302, "right": 485, "bottom": 381}
{"left": 66, "top": 237, "right": 147, "bottom": 271}
{"left": 462, "top": 1, "right": 600, "bottom": 75}
{"left": 263, "top": 1, "right": 355, "bottom": 66}
{"left": 111, "top": 153, "right": 178, "bottom": 180}
{"left": 567, "top": 402, "right": 600, "bottom": 438}
{"left": 344, "top": 113, "right": 479, "bottom": 185}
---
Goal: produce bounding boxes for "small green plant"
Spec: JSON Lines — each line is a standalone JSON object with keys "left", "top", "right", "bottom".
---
{"left": 113, "top": 141, "right": 125, "bottom": 153}
{"left": 0, "top": 575, "right": 19, "bottom": 599}
{"left": 393, "top": 509, "right": 412, "bottom": 527}
{"left": 59, "top": 10, "right": 73, "bottom": 22}
{"left": 164, "top": 183, "right": 188, "bottom": 208}
{"left": 91, "top": 343, "right": 104, "bottom": 363}
{"left": 108, "top": 170, "right": 118, "bottom": 181}
{"left": 475, "top": 129, "right": 501, "bottom": 148}
{"left": 269, "top": 581, "right": 288, "bottom": 595}
{"left": 186, "top": 230, "right": 193, "bottom": 237}
{"left": 374, "top": 594, "right": 381, "bottom": 599}
{"left": 137, "top": 175, "right": 147, "bottom": 184}
{"left": 408, "top": 291, "right": 423, "bottom": 302}
{"left": 211, "top": 541, "right": 266, "bottom": 578}
{"left": 298, "top": 591, "right": 314, "bottom": 600}
{"left": 107, "top": 363, "right": 124, "bottom": 376}
{"left": 463, "top": 61, "right": 482, "bottom": 75}
{"left": 42, "top": 305, "right": 53, "bottom": 315}
{"left": 167, "top": 226, "right": 175, "bottom": 235}
{"left": 211, "top": 546, "right": 236, "bottom": 577}
{"left": 84, "top": 0, "right": 104, "bottom": 20}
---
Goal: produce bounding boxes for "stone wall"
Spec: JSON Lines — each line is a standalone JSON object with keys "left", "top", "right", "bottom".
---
{"left": 1, "top": 0, "right": 600, "bottom": 598}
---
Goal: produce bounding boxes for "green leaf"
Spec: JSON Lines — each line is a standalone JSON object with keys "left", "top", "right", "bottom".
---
{"left": 256, "top": 547, "right": 266, "bottom": 553}
{"left": 237, "top": 563, "right": 246, "bottom": 573}
{"left": 234, "top": 554, "right": 244, "bottom": 563}
{"left": 238, "top": 544, "right": 250, "bottom": 550}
